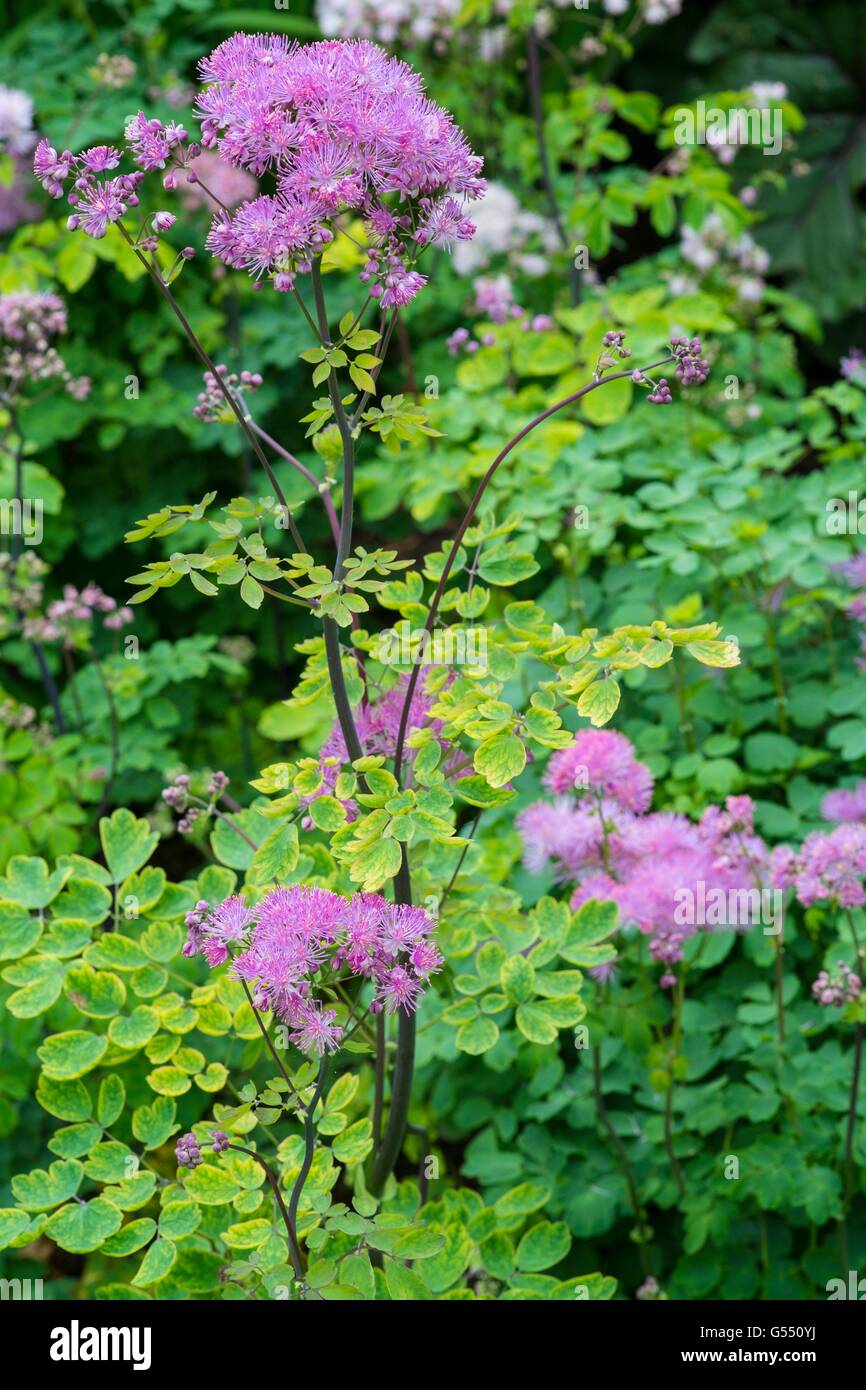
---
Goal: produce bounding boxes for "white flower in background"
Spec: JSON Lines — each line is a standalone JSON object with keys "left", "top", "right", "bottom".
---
{"left": 604, "top": 0, "right": 683, "bottom": 19}
{"left": 736, "top": 277, "right": 764, "bottom": 303}
{"left": 644, "top": 0, "right": 683, "bottom": 22}
{"left": 316, "top": 0, "right": 461, "bottom": 46}
{"left": 0, "top": 85, "right": 34, "bottom": 156}
{"left": 452, "top": 181, "right": 558, "bottom": 277}
{"left": 677, "top": 213, "right": 771, "bottom": 305}
{"left": 749, "top": 82, "right": 787, "bottom": 105}
{"left": 318, "top": 0, "right": 585, "bottom": 49}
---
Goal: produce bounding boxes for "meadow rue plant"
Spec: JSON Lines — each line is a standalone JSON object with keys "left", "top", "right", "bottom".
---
{"left": 5, "top": 9, "right": 866, "bottom": 1315}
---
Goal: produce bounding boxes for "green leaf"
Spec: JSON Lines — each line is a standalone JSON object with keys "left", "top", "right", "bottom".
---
{"left": 0, "top": 900, "right": 41, "bottom": 959}
{"left": 0, "top": 1208, "right": 31, "bottom": 1250}
{"left": 85, "top": 1142, "right": 138, "bottom": 1184}
{"left": 3, "top": 956, "right": 66, "bottom": 1017}
{"left": 38, "top": 1030, "right": 108, "bottom": 1080}
{"left": 393, "top": 1228, "right": 446, "bottom": 1260}
{"left": 576, "top": 678, "right": 621, "bottom": 726}
{"left": 501, "top": 955, "right": 536, "bottom": 1005}
{"left": 0, "top": 856, "right": 72, "bottom": 908}
{"left": 476, "top": 549, "right": 539, "bottom": 587}
{"left": 97, "top": 1075, "right": 126, "bottom": 1128}
{"left": 183, "top": 1164, "right": 242, "bottom": 1205}
{"left": 85, "top": 933, "right": 149, "bottom": 970}
{"left": 332, "top": 1119, "right": 374, "bottom": 1166}
{"left": 456, "top": 1013, "right": 500, "bottom": 1054}
{"left": 102, "top": 1218, "right": 158, "bottom": 1257}
{"left": 454, "top": 776, "right": 516, "bottom": 809}
{"left": 686, "top": 639, "right": 740, "bottom": 668}
{"left": 417, "top": 1223, "right": 473, "bottom": 1294}
{"left": 480, "top": 1229, "right": 515, "bottom": 1281}
{"left": 473, "top": 734, "right": 525, "bottom": 789}
{"left": 100, "top": 810, "right": 159, "bottom": 883}
{"left": 494, "top": 1183, "right": 551, "bottom": 1225}
{"left": 342, "top": 1251, "right": 375, "bottom": 1300}
{"left": 44, "top": 1197, "right": 122, "bottom": 1253}
{"left": 147, "top": 1066, "right": 192, "bottom": 1097}
{"left": 515, "top": 1220, "right": 571, "bottom": 1272}
{"left": 224, "top": 1219, "right": 272, "bottom": 1249}
{"left": 12, "top": 1159, "right": 84, "bottom": 1212}
{"left": 132, "top": 1096, "right": 177, "bottom": 1150}
{"left": 65, "top": 964, "right": 126, "bottom": 1018}
{"left": 249, "top": 822, "right": 299, "bottom": 882}
{"left": 132, "top": 1236, "right": 177, "bottom": 1286}
{"left": 385, "top": 1260, "right": 430, "bottom": 1301}
{"left": 36, "top": 1077, "right": 93, "bottom": 1122}
{"left": 581, "top": 373, "right": 632, "bottom": 425}
{"left": 240, "top": 574, "right": 265, "bottom": 609}
{"left": 194, "top": 1062, "right": 228, "bottom": 1093}
{"left": 108, "top": 1006, "right": 160, "bottom": 1050}
{"left": 210, "top": 809, "right": 271, "bottom": 871}
{"left": 158, "top": 1202, "right": 201, "bottom": 1239}
{"left": 308, "top": 796, "right": 348, "bottom": 831}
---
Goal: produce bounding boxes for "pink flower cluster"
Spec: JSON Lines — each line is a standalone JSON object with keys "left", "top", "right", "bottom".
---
{"left": 193, "top": 363, "right": 262, "bottom": 422}
{"left": 0, "top": 292, "right": 90, "bottom": 400}
{"left": 519, "top": 731, "right": 770, "bottom": 971}
{"left": 544, "top": 728, "right": 654, "bottom": 812}
{"left": 37, "top": 36, "right": 482, "bottom": 306}
{"left": 22, "top": 582, "right": 132, "bottom": 648}
{"left": 163, "top": 768, "right": 230, "bottom": 833}
{"left": 446, "top": 274, "right": 553, "bottom": 354}
{"left": 771, "top": 824, "right": 866, "bottom": 909}
{"left": 183, "top": 885, "right": 442, "bottom": 1055}
{"left": 195, "top": 35, "right": 482, "bottom": 298}
{"left": 821, "top": 781, "right": 866, "bottom": 825}
{"left": 833, "top": 551, "right": 866, "bottom": 671}
{"left": 300, "top": 674, "right": 449, "bottom": 826}
{"left": 812, "top": 961, "right": 861, "bottom": 1008}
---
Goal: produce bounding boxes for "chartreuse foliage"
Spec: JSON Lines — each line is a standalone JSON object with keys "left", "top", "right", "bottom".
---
{"left": 0, "top": 817, "right": 617, "bottom": 1300}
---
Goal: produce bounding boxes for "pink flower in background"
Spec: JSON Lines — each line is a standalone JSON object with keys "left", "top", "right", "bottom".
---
{"left": 812, "top": 961, "right": 861, "bottom": 1007}
{"left": 521, "top": 729, "right": 775, "bottom": 972}
{"left": 840, "top": 348, "right": 865, "bottom": 382}
{"left": 821, "top": 782, "right": 866, "bottom": 825}
{"left": 180, "top": 149, "right": 257, "bottom": 211}
{"left": 544, "top": 728, "right": 655, "bottom": 813}
{"left": 0, "top": 291, "right": 90, "bottom": 402}
{"left": 772, "top": 824, "right": 866, "bottom": 909}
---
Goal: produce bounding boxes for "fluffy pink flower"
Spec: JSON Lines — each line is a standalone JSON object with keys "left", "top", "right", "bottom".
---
{"left": 184, "top": 883, "right": 439, "bottom": 1054}
{"left": 544, "top": 729, "right": 654, "bottom": 813}
{"left": 773, "top": 824, "right": 866, "bottom": 909}
{"left": 192, "top": 36, "right": 482, "bottom": 294}
{"left": 821, "top": 782, "right": 866, "bottom": 825}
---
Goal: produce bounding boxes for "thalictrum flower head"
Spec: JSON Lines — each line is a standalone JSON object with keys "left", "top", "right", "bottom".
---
{"left": 185, "top": 882, "right": 439, "bottom": 1055}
